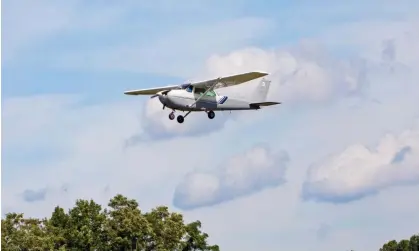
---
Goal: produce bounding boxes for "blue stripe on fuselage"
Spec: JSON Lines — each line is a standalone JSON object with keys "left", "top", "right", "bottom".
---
{"left": 218, "top": 96, "right": 228, "bottom": 104}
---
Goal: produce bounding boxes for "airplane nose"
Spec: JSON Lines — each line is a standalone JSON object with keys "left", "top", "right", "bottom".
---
{"left": 158, "top": 95, "right": 166, "bottom": 104}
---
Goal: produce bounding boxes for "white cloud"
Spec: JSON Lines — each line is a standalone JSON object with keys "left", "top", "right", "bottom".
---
{"left": 136, "top": 16, "right": 419, "bottom": 141}
{"left": 1, "top": 93, "right": 264, "bottom": 218}
{"left": 126, "top": 97, "right": 229, "bottom": 143}
{"left": 173, "top": 145, "right": 289, "bottom": 210}
{"left": 303, "top": 118, "right": 419, "bottom": 203}
{"left": 202, "top": 43, "right": 368, "bottom": 104}
{"left": 132, "top": 44, "right": 369, "bottom": 141}
{"left": 1, "top": 94, "right": 198, "bottom": 217}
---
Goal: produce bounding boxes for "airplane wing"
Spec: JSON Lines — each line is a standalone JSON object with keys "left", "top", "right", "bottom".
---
{"left": 124, "top": 85, "right": 181, "bottom": 95}
{"left": 191, "top": 71, "right": 268, "bottom": 89}
{"left": 123, "top": 71, "right": 268, "bottom": 95}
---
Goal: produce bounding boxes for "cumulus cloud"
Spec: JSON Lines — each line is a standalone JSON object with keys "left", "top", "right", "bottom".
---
{"left": 131, "top": 43, "right": 369, "bottom": 142}
{"left": 302, "top": 118, "right": 419, "bottom": 203}
{"left": 173, "top": 145, "right": 290, "bottom": 210}
{"left": 2, "top": 93, "right": 238, "bottom": 217}
{"left": 203, "top": 44, "right": 368, "bottom": 104}
{"left": 132, "top": 17, "right": 419, "bottom": 142}
{"left": 125, "top": 97, "right": 230, "bottom": 145}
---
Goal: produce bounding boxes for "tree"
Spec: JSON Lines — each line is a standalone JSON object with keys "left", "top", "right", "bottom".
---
{"left": 380, "top": 240, "right": 398, "bottom": 251}
{"left": 1, "top": 213, "right": 54, "bottom": 250}
{"left": 380, "top": 234, "right": 419, "bottom": 251}
{"left": 409, "top": 235, "right": 419, "bottom": 251}
{"left": 46, "top": 206, "right": 69, "bottom": 249}
{"left": 1, "top": 196, "right": 417, "bottom": 250}
{"left": 182, "top": 220, "right": 219, "bottom": 251}
{"left": 1, "top": 194, "right": 219, "bottom": 250}
{"left": 105, "top": 194, "right": 151, "bottom": 250}
{"left": 64, "top": 199, "right": 108, "bottom": 249}
{"left": 143, "top": 206, "right": 185, "bottom": 250}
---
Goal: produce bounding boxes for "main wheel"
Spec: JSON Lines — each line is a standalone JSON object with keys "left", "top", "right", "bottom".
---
{"left": 177, "top": 115, "right": 185, "bottom": 123}
{"left": 207, "top": 110, "right": 215, "bottom": 119}
{"left": 169, "top": 113, "right": 175, "bottom": 120}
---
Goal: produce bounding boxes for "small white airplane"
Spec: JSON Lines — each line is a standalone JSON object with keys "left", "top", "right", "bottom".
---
{"left": 124, "top": 71, "right": 280, "bottom": 123}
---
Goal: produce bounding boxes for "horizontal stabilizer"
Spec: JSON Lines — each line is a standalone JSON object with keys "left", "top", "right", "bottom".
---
{"left": 250, "top": 101, "right": 281, "bottom": 109}
{"left": 251, "top": 101, "right": 281, "bottom": 106}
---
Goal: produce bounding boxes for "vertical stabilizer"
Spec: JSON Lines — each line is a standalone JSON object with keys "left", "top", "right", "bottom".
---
{"left": 251, "top": 78, "right": 271, "bottom": 102}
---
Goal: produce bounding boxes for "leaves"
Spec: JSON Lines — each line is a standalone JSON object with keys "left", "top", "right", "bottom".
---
{"left": 2, "top": 194, "right": 417, "bottom": 251}
{"left": 1, "top": 194, "right": 219, "bottom": 251}
{"left": 1, "top": 213, "right": 54, "bottom": 250}
{"left": 379, "top": 235, "right": 419, "bottom": 251}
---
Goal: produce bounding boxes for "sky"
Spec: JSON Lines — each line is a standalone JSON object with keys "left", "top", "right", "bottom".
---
{"left": 2, "top": 0, "right": 419, "bottom": 250}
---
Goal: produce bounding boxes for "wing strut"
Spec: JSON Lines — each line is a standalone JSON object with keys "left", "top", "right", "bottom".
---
{"left": 187, "top": 78, "right": 220, "bottom": 108}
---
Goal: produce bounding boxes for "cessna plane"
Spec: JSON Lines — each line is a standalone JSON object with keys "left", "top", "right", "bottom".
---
{"left": 124, "top": 71, "right": 280, "bottom": 123}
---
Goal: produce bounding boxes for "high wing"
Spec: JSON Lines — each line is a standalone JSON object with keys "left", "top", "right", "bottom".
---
{"left": 192, "top": 71, "right": 268, "bottom": 89}
{"left": 124, "top": 71, "right": 268, "bottom": 95}
{"left": 124, "top": 84, "right": 181, "bottom": 95}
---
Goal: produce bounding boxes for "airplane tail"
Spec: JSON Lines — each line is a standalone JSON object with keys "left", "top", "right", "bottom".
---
{"left": 251, "top": 78, "right": 271, "bottom": 102}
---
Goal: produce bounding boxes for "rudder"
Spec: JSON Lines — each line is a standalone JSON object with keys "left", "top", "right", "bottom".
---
{"left": 251, "top": 78, "right": 271, "bottom": 102}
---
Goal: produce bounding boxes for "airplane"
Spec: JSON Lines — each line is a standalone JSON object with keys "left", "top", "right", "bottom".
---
{"left": 124, "top": 71, "right": 280, "bottom": 124}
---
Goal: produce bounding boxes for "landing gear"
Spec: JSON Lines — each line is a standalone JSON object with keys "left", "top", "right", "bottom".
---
{"left": 177, "top": 115, "right": 185, "bottom": 123}
{"left": 168, "top": 111, "right": 191, "bottom": 123}
{"left": 167, "top": 110, "right": 214, "bottom": 123}
{"left": 207, "top": 110, "right": 215, "bottom": 119}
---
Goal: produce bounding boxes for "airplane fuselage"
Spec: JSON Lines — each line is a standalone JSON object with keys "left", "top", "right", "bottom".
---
{"left": 158, "top": 89, "right": 258, "bottom": 112}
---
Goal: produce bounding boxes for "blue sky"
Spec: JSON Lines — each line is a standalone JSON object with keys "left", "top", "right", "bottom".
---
{"left": 2, "top": 1, "right": 419, "bottom": 250}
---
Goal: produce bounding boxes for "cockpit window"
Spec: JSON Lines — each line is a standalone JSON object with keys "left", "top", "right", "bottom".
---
{"left": 194, "top": 87, "right": 205, "bottom": 95}
{"left": 194, "top": 87, "right": 217, "bottom": 97}
{"left": 205, "top": 90, "right": 216, "bottom": 97}
{"left": 186, "top": 86, "right": 193, "bottom": 92}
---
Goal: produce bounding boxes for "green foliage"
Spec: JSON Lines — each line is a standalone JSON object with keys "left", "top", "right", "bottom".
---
{"left": 1, "top": 194, "right": 219, "bottom": 251}
{"left": 379, "top": 234, "right": 419, "bottom": 251}
{"left": 1, "top": 194, "right": 416, "bottom": 251}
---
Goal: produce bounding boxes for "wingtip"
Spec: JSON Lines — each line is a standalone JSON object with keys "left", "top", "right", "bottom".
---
{"left": 124, "top": 91, "right": 136, "bottom": 95}
{"left": 247, "top": 71, "right": 269, "bottom": 77}
{"left": 258, "top": 71, "right": 269, "bottom": 76}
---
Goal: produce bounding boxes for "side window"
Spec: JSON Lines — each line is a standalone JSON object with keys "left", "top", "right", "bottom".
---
{"left": 186, "top": 86, "right": 193, "bottom": 93}
{"left": 194, "top": 88, "right": 205, "bottom": 95}
{"left": 205, "top": 90, "right": 216, "bottom": 97}
{"left": 194, "top": 88, "right": 216, "bottom": 97}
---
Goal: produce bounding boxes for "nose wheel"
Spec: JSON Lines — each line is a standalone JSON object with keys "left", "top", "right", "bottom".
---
{"left": 168, "top": 111, "right": 191, "bottom": 123}
{"left": 207, "top": 110, "right": 215, "bottom": 119}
